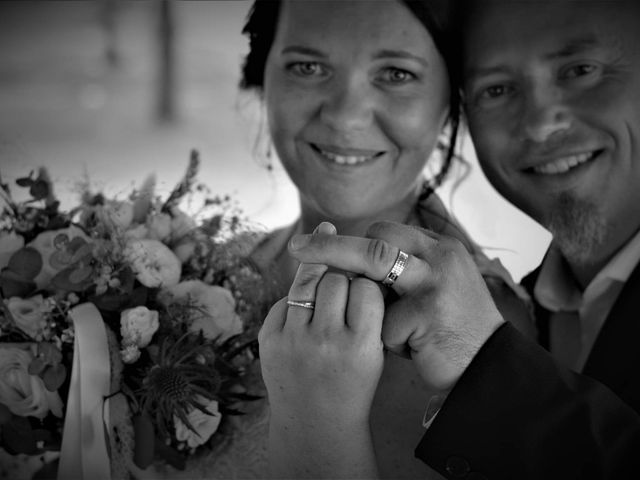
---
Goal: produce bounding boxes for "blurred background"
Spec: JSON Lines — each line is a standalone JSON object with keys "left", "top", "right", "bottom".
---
{"left": 0, "top": 0, "right": 550, "bottom": 281}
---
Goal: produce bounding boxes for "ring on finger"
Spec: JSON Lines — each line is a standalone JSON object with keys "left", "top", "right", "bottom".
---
{"left": 286, "top": 299, "right": 316, "bottom": 310}
{"left": 382, "top": 250, "right": 409, "bottom": 287}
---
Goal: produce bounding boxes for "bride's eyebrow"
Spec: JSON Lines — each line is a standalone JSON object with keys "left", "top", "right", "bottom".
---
{"left": 281, "top": 45, "right": 327, "bottom": 58}
{"left": 373, "top": 50, "right": 429, "bottom": 67}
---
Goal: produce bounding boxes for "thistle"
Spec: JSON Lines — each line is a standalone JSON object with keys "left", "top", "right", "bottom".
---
{"left": 135, "top": 332, "right": 221, "bottom": 441}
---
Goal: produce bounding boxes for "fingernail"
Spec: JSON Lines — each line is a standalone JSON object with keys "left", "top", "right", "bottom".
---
{"left": 289, "top": 234, "right": 310, "bottom": 251}
{"left": 315, "top": 221, "right": 336, "bottom": 235}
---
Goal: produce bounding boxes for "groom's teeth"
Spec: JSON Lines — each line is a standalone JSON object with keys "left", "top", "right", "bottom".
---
{"left": 533, "top": 152, "right": 594, "bottom": 175}
{"left": 320, "top": 149, "right": 373, "bottom": 165}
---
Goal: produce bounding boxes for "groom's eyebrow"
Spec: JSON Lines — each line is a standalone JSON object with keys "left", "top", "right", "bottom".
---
{"left": 545, "top": 36, "right": 600, "bottom": 60}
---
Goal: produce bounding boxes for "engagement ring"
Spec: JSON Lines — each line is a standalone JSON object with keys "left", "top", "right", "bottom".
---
{"left": 286, "top": 300, "right": 316, "bottom": 310}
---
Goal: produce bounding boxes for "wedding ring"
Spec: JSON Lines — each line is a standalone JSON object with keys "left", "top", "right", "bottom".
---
{"left": 382, "top": 250, "right": 409, "bottom": 287}
{"left": 287, "top": 300, "right": 315, "bottom": 310}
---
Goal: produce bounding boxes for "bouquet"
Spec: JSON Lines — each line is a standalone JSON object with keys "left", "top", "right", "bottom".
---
{"left": 0, "top": 151, "right": 271, "bottom": 478}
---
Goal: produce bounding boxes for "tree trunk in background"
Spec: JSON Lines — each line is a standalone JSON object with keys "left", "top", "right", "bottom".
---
{"left": 100, "top": 0, "right": 120, "bottom": 68}
{"left": 157, "top": 0, "right": 177, "bottom": 123}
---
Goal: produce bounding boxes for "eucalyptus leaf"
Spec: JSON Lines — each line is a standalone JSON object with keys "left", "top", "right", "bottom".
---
{"left": 7, "top": 247, "right": 43, "bottom": 281}
{"left": 43, "top": 364, "right": 66, "bottom": 392}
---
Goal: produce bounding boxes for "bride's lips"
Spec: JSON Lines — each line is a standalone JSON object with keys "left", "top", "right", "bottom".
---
{"left": 309, "top": 142, "right": 385, "bottom": 165}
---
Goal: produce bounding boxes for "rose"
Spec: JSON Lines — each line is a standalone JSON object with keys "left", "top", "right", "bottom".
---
{"left": 158, "top": 280, "right": 243, "bottom": 342}
{"left": 173, "top": 396, "right": 221, "bottom": 448}
{"left": 5, "top": 295, "right": 50, "bottom": 339}
{"left": 146, "top": 208, "right": 196, "bottom": 244}
{"left": 124, "top": 224, "right": 149, "bottom": 241}
{"left": 120, "top": 306, "right": 159, "bottom": 348}
{"left": 169, "top": 207, "right": 196, "bottom": 242}
{"left": 124, "top": 239, "right": 181, "bottom": 288}
{"left": 146, "top": 212, "right": 172, "bottom": 242}
{"left": 0, "top": 344, "right": 63, "bottom": 419}
{"left": 0, "top": 231, "right": 24, "bottom": 271}
{"left": 172, "top": 230, "right": 210, "bottom": 263}
{"left": 27, "top": 226, "right": 89, "bottom": 289}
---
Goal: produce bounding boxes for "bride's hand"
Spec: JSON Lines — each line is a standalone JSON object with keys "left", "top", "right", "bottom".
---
{"left": 287, "top": 221, "right": 505, "bottom": 394}
{"left": 258, "top": 223, "right": 384, "bottom": 478}
{"left": 259, "top": 258, "right": 385, "bottom": 426}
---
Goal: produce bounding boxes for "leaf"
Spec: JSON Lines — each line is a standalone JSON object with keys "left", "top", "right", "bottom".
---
{"left": 16, "top": 176, "right": 34, "bottom": 188}
{"left": 38, "top": 342, "right": 63, "bottom": 365}
{"left": 7, "top": 247, "right": 43, "bottom": 281}
{"left": 30, "top": 179, "right": 49, "bottom": 201}
{"left": 28, "top": 357, "right": 47, "bottom": 376}
{"left": 69, "top": 241, "right": 93, "bottom": 263}
{"left": 133, "top": 412, "right": 156, "bottom": 469}
{"left": 49, "top": 249, "right": 73, "bottom": 270}
{"left": 0, "top": 270, "right": 36, "bottom": 298}
{"left": 43, "top": 364, "right": 66, "bottom": 391}
{"left": 68, "top": 264, "right": 94, "bottom": 284}
{"left": 155, "top": 440, "right": 186, "bottom": 471}
{"left": 89, "top": 291, "right": 129, "bottom": 312}
{"left": 51, "top": 266, "right": 93, "bottom": 292}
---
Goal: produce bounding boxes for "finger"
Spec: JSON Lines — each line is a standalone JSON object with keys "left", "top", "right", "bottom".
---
{"left": 259, "top": 297, "right": 289, "bottom": 340}
{"left": 286, "top": 262, "right": 328, "bottom": 324}
{"left": 285, "top": 223, "right": 336, "bottom": 325}
{"left": 346, "top": 277, "right": 384, "bottom": 336}
{"left": 288, "top": 223, "right": 437, "bottom": 295}
{"left": 312, "top": 271, "right": 350, "bottom": 332}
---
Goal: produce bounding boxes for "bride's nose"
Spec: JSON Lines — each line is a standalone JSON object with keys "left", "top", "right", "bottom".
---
{"left": 320, "top": 76, "right": 375, "bottom": 131}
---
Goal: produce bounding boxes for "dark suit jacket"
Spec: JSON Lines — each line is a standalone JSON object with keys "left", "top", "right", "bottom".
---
{"left": 415, "top": 261, "right": 640, "bottom": 479}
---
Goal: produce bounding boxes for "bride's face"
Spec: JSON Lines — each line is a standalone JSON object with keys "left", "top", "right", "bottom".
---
{"left": 263, "top": 0, "right": 450, "bottom": 222}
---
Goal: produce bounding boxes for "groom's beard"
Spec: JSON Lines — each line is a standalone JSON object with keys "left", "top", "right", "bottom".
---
{"left": 546, "top": 192, "right": 608, "bottom": 269}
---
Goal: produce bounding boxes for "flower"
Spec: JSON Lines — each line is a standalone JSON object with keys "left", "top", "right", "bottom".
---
{"left": 124, "top": 238, "right": 181, "bottom": 288}
{"left": 169, "top": 207, "right": 197, "bottom": 241}
{"left": 0, "top": 230, "right": 24, "bottom": 271}
{"left": 146, "top": 212, "right": 172, "bottom": 242}
{"left": 98, "top": 200, "right": 135, "bottom": 231}
{"left": 158, "top": 280, "right": 243, "bottom": 342}
{"left": 174, "top": 396, "right": 222, "bottom": 449}
{"left": 27, "top": 226, "right": 90, "bottom": 289}
{"left": 1, "top": 152, "right": 265, "bottom": 472}
{"left": 5, "top": 295, "right": 50, "bottom": 339}
{"left": 120, "top": 306, "right": 159, "bottom": 349}
{"left": 0, "top": 344, "right": 64, "bottom": 419}
{"left": 120, "top": 344, "right": 142, "bottom": 364}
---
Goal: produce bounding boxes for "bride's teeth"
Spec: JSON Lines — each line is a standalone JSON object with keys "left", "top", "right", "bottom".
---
{"left": 533, "top": 152, "right": 594, "bottom": 175}
{"left": 320, "top": 150, "right": 372, "bottom": 165}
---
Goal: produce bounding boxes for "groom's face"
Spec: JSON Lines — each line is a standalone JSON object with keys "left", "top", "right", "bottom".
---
{"left": 463, "top": 0, "right": 640, "bottom": 268}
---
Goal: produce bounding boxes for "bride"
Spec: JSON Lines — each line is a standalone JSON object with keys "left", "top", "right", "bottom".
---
{"left": 236, "top": 0, "right": 532, "bottom": 479}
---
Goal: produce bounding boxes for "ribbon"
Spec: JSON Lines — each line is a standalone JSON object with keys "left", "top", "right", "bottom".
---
{"left": 58, "top": 303, "right": 112, "bottom": 480}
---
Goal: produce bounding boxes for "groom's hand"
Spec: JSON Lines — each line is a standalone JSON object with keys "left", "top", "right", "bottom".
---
{"left": 288, "top": 221, "right": 505, "bottom": 393}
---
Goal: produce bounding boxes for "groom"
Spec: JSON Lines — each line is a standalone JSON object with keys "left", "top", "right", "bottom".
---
{"left": 281, "top": 0, "right": 640, "bottom": 478}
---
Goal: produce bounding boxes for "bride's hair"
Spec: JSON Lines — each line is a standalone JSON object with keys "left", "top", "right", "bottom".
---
{"left": 238, "top": 0, "right": 462, "bottom": 198}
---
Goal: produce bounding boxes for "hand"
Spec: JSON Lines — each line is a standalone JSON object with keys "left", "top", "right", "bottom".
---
{"left": 259, "top": 222, "right": 384, "bottom": 478}
{"left": 287, "top": 221, "right": 505, "bottom": 393}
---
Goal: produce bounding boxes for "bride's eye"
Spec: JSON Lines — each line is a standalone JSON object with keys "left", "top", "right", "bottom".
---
{"left": 287, "top": 61, "right": 326, "bottom": 78}
{"left": 379, "top": 67, "right": 416, "bottom": 85}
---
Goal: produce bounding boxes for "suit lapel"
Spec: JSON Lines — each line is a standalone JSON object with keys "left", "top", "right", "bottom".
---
{"left": 582, "top": 261, "right": 640, "bottom": 400}
{"left": 524, "top": 259, "right": 640, "bottom": 408}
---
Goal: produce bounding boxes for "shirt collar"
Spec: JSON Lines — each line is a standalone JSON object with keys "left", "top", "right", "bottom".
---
{"left": 534, "top": 228, "right": 640, "bottom": 312}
